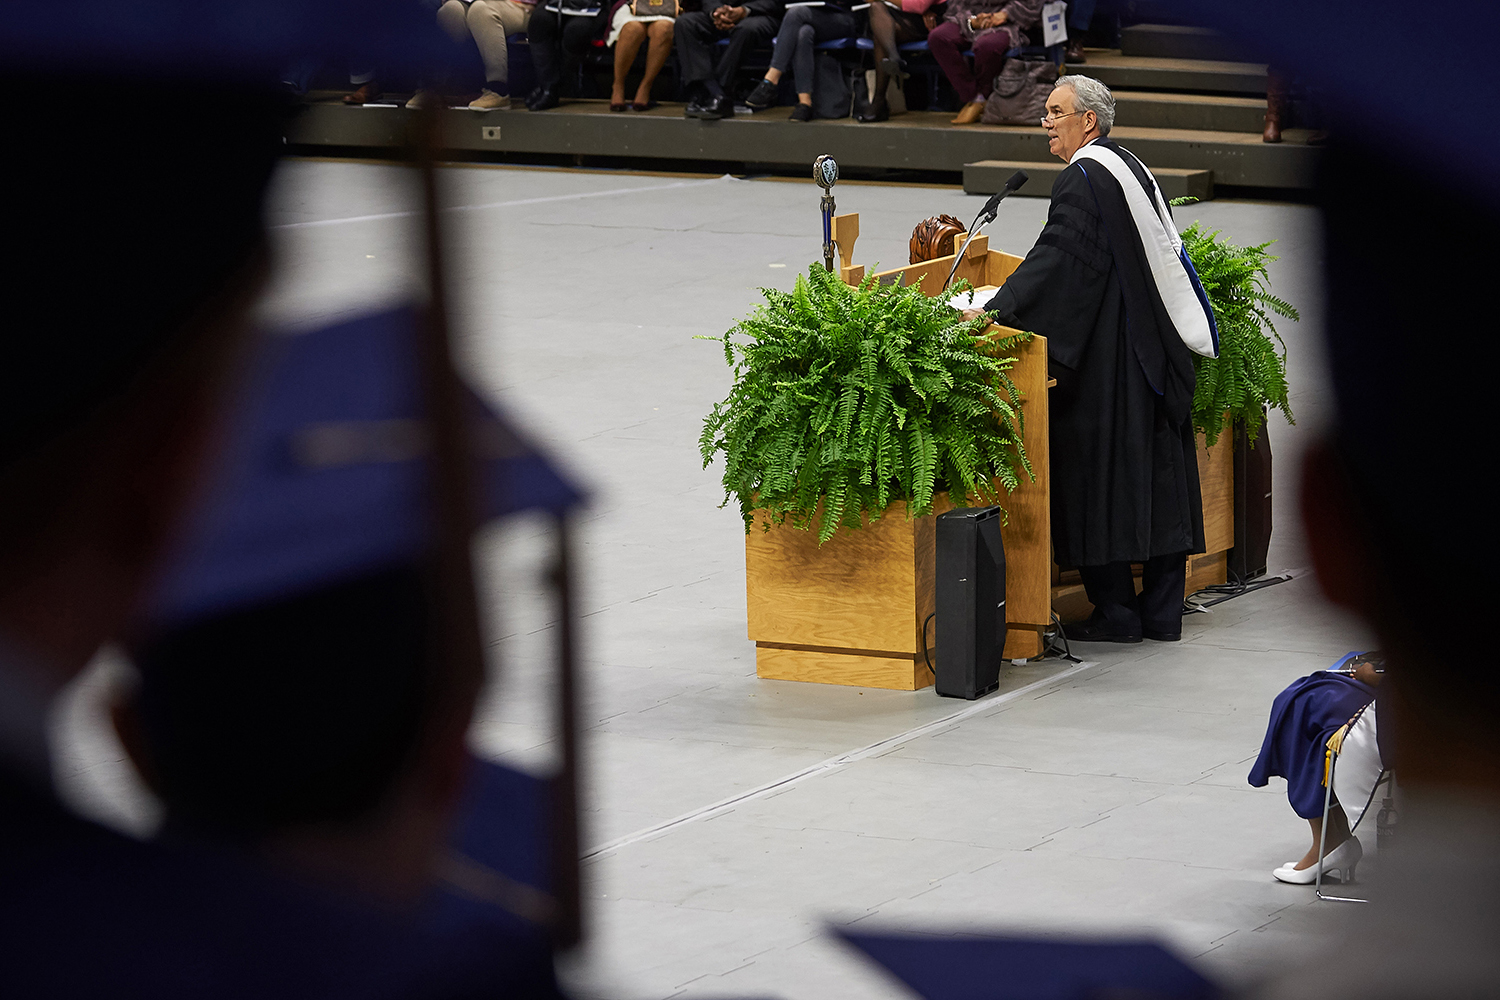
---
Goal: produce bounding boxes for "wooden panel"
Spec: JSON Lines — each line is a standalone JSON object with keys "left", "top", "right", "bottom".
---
{"left": 982, "top": 249, "right": 1026, "bottom": 288}
{"left": 756, "top": 644, "right": 934, "bottom": 691}
{"left": 746, "top": 507, "right": 922, "bottom": 653}
{"left": 1197, "top": 428, "right": 1235, "bottom": 554}
{"left": 982, "top": 329, "right": 1051, "bottom": 631}
{"left": 1186, "top": 550, "right": 1228, "bottom": 593}
{"left": 1003, "top": 628, "right": 1043, "bottom": 660}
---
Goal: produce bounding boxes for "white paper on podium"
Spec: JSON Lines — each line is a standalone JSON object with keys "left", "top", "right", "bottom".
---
{"left": 947, "top": 286, "right": 1000, "bottom": 311}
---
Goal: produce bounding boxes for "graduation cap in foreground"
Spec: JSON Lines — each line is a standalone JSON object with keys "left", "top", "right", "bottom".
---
{"left": 838, "top": 930, "right": 1219, "bottom": 1000}
{"left": 0, "top": 0, "right": 446, "bottom": 83}
{"left": 149, "top": 306, "right": 581, "bottom": 629}
{"left": 134, "top": 306, "right": 581, "bottom": 928}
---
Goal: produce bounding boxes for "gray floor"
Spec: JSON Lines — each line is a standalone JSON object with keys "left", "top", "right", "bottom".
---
{"left": 53, "top": 160, "right": 1373, "bottom": 999}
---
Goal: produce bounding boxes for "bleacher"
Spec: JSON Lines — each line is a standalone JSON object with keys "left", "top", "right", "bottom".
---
{"left": 288, "top": 22, "right": 1320, "bottom": 200}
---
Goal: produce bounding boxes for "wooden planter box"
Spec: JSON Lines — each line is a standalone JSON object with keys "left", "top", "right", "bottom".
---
{"left": 746, "top": 228, "right": 1053, "bottom": 690}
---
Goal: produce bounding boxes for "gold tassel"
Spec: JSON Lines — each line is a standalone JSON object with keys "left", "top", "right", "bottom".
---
{"left": 1322, "top": 724, "right": 1349, "bottom": 787}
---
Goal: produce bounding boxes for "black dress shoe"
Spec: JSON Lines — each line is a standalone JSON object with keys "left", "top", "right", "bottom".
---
{"left": 743, "top": 78, "right": 777, "bottom": 110}
{"left": 686, "top": 93, "right": 732, "bottom": 119}
{"left": 855, "top": 97, "right": 889, "bottom": 123}
{"left": 1142, "top": 626, "right": 1181, "bottom": 642}
{"left": 527, "top": 85, "right": 560, "bottom": 111}
{"left": 788, "top": 102, "right": 813, "bottom": 121}
{"left": 1062, "top": 617, "right": 1142, "bottom": 643}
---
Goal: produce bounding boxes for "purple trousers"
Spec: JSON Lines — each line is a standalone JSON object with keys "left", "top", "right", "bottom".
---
{"left": 929, "top": 21, "right": 1014, "bottom": 104}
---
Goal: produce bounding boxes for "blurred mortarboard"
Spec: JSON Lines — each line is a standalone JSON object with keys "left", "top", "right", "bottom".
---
{"left": 0, "top": 0, "right": 446, "bottom": 83}
{"left": 837, "top": 930, "right": 1219, "bottom": 1000}
{"left": 148, "top": 307, "right": 582, "bottom": 630}
{"left": 1184, "top": 0, "right": 1500, "bottom": 208}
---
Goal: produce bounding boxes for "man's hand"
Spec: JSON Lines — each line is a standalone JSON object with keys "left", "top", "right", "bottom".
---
{"left": 713, "top": 4, "right": 747, "bottom": 28}
{"left": 960, "top": 307, "right": 989, "bottom": 324}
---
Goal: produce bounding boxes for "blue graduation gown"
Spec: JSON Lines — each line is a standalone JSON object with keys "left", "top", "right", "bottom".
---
{"left": 1248, "top": 663, "right": 1377, "bottom": 819}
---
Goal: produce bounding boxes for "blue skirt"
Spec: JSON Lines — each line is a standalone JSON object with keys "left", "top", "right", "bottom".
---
{"left": 1247, "top": 653, "right": 1377, "bottom": 819}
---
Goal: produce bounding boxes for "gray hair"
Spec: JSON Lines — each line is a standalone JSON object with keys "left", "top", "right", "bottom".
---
{"left": 1053, "top": 74, "right": 1115, "bottom": 135}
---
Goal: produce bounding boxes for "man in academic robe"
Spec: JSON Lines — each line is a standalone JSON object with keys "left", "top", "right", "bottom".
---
{"left": 979, "top": 74, "right": 1218, "bottom": 643}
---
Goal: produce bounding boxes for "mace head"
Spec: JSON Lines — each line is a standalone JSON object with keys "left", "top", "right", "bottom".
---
{"left": 813, "top": 155, "right": 839, "bottom": 191}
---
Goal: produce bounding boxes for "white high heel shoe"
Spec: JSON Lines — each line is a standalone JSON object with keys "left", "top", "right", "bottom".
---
{"left": 1273, "top": 836, "right": 1362, "bottom": 885}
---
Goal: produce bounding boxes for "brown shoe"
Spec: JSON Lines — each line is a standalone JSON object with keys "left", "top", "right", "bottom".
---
{"left": 469, "top": 89, "right": 511, "bottom": 111}
{"left": 951, "top": 101, "right": 984, "bottom": 125}
{"left": 343, "top": 82, "right": 382, "bottom": 105}
{"left": 1262, "top": 109, "right": 1282, "bottom": 143}
{"left": 1065, "top": 39, "right": 1086, "bottom": 64}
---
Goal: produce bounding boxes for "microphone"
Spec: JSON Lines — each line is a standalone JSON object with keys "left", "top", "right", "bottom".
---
{"left": 943, "top": 170, "right": 1029, "bottom": 292}
{"left": 978, "top": 170, "right": 1028, "bottom": 226}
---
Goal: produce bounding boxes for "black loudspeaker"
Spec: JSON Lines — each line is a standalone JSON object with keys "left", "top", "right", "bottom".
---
{"left": 934, "top": 507, "right": 1006, "bottom": 700}
{"left": 1229, "top": 416, "right": 1273, "bottom": 581}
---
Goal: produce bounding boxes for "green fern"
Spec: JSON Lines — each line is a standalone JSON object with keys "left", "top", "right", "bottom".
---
{"left": 700, "top": 265, "right": 1033, "bottom": 543}
{"left": 1179, "top": 221, "right": 1297, "bottom": 447}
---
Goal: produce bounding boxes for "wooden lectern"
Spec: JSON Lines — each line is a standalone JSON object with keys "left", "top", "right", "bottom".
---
{"left": 745, "top": 213, "right": 1231, "bottom": 691}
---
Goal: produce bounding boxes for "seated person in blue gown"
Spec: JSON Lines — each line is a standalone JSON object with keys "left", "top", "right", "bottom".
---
{"left": 1249, "top": 653, "right": 1385, "bottom": 884}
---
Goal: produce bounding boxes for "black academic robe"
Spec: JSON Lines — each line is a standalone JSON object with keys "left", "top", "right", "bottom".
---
{"left": 985, "top": 138, "right": 1205, "bottom": 568}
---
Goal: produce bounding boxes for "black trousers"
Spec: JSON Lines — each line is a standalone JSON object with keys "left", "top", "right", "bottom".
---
{"left": 676, "top": 11, "right": 779, "bottom": 89}
{"left": 768, "top": 5, "right": 855, "bottom": 95}
{"left": 528, "top": 8, "right": 600, "bottom": 90}
{"left": 1078, "top": 552, "right": 1188, "bottom": 634}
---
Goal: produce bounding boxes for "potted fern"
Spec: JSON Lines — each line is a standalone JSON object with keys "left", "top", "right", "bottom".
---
{"left": 700, "top": 264, "right": 1035, "bottom": 689}
{"left": 1178, "top": 219, "right": 1298, "bottom": 580}
{"left": 1179, "top": 222, "right": 1297, "bottom": 447}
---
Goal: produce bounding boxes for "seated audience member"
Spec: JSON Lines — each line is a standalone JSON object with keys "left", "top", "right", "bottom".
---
{"left": 418, "top": 0, "right": 537, "bottom": 109}
{"left": 858, "top": 0, "right": 942, "bottom": 122}
{"left": 743, "top": 0, "right": 857, "bottom": 120}
{"left": 525, "top": 0, "right": 609, "bottom": 109}
{"left": 1249, "top": 654, "right": 1385, "bottom": 884}
{"left": 1061, "top": 0, "right": 1117, "bottom": 64}
{"left": 929, "top": 0, "right": 1042, "bottom": 124}
{"left": 605, "top": 0, "right": 675, "bottom": 111}
{"left": 680, "top": 0, "right": 786, "bottom": 120}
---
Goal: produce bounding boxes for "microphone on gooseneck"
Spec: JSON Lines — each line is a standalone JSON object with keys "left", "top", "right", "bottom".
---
{"left": 945, "top": 170, "right": 1030, "bottom": 292}
{"left": 978, "top": 170, "right": 1029, "bottom": 226}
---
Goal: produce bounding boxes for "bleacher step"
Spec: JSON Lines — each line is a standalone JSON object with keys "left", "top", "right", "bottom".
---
{"left": 1119, "top": 24, "right": 1247, "bottom": 63}
{"left": 1079, "top": 51, "right": 1266, "bottom": 96}
{"left": 963, "top": 159, "right": 1213, "bottom": 201}
{"left": 1114, "top": 91, "right": 1264, "bottom": 133}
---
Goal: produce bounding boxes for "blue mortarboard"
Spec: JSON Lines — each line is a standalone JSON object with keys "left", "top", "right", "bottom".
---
{"left": 838, "top": 931, "right": 1219, "bottom": 1000}
{"left": 148, "top": 307, "right": 582, "bottom": 630}
{"left": 1185, "top": 0, "right": 1500, "bottom": 209}
{"left": 0, "top": 0, "right": 446, "bottom": 83}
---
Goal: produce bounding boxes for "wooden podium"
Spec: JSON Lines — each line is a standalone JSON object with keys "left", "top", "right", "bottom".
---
{"left": 745, "top": 213, "right": 1230, "bottom": 691}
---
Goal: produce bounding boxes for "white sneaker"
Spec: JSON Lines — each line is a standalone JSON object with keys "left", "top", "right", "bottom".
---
{"left": 1273, "top": 836, "right": 1362, "bottom": 884}
{"left": 406, "top": 89, "right": 441, "bottom": 110}
{"left": 469, "top": 89, "right": 511, "bottom": 111}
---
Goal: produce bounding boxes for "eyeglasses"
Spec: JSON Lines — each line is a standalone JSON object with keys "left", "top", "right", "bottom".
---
{"left": 1040, "top": 110, "right": 1081, "bottom": 126}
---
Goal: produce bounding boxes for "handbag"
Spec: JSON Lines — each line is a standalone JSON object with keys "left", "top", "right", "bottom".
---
{"left": 631, "top": 0, "right": 679, "bottom": 17}
{"left": 812, "top": 51, "right": 851, "bottom": 119}
{"left": 980, "top": 58, "right": 1057, "bottom": 125}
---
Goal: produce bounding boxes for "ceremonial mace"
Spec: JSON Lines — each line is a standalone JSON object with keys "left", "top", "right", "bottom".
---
{"left": 942, "top": 169, "right": 1029, "bottom": 291}
{"left": 814, "top": 154, "right": 839, "bottom": 272}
